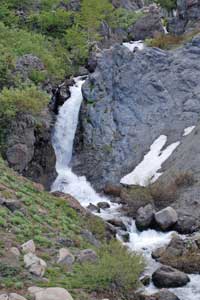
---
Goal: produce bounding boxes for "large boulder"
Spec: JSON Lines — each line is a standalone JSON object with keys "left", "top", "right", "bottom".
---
{"left": 139, "top": 289, "right": 180, "bottom": 300}
{"left": 24, "top": 253, "right": 47, "bottom": 277}
{"left": 152, "top": 265, "right": 190, "bottom": 288}
{"left": 153, "top": 234, "right": 200, "bottom": 274}
{"left": 135, "top": 204, "right": 155, "bottom": 231}
{"left": 128, "top": 12, "right": 164, "bottom": 40}
{"left": 154, "top": 207, "right": 178, "bottom": 231}
{"left": 29, "top": 287, "right": 73, "bottom": 300}
{"left": 6, "top": 111, "right": 56, "bottom": 189}
{"left": 74, "top": 37, "right": 200, "bottom": 190}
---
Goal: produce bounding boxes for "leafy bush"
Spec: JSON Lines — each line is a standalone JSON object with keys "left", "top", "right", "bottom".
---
{"left": 111, "top": 8, "right": 144, "bottom": 30}
{"left": 0, "top": 3, "right": 19, "bottom": 27}
{"left": 0, "top": 45, "right": 16, "bottom": 89}
{"left": 71, "top": 240, "right": 144, "bottom": 295}
{"left": 156, "top": 0, "right": 176, "bottom": 11}
{"left": 0, "top": 85, "right": 49, "bottom": 120}
{"left": 28, "top": 9, "right": 73, "bottom": 38}
{"left": 0, "top": 22, "right": 68, "bottom": 81}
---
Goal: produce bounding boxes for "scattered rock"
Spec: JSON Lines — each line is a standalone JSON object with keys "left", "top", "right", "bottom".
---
{"left": 140, "top": 275, "right": 151, "bottom": 286}
{"left": 120, "top": 186, "right": 153, "bottom": 218}
{"left": 21, "top": 240, "right": 36, "bottom": 254}
{"left": 152, "top": 265, "right": 190, "bottom": 288}
{"left": 9, "top": 294, "right": 27, "bottom": 300}
{"left": 3, "top": 199, "right": 22, "bottom": 212}
{"left": 153, "top": 234, "right": 200, "bottom": 273}
{"left": 77, "top": 249, "right": 98, "bottom": 264}
{"left": 135, "top": 204, "right": 155, "bottom": 231}
{"left": 120, "top": 232, "right": 130, "bottom": 242}
{"left": 87, "top": 203, "right": 100, "bottom": 213}
{"left": 57, "top": 248, "right": 75, "bottom": 267}
{"left": 9, "top": 247, "right": 20, "bottom": 258}
{"left": 81, "top": 230, "right": 101, "bottom": 247}
{"left": 107, "top": 218, "right": 126, "bottom": 230}
{"left": 139, "top": 289, "right": 180, "bottom": 300}
{"left": 174, "top": 215, "right": 199, "bottom": 234}
{"left": 154, "top": 207, "right": 178, "bottom": 231}
{"left": 24, "top": 253, "right": 46, "bottom": 277}
{"left": 151, "top": 247, "right": 165, "bottom": 260}
{"left": 97, "top": 202, "right": 110, "bottom": 209}
{"left": 57, "top": 238, "right": 75, "bottom": 247}
{"left": 29, "top": 287, "right": 73, "bottom": 300}
{"left": 0, "top": 295, "right": 27, "bottom": 300}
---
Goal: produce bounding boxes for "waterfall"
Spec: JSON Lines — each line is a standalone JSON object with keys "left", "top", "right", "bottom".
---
{"left": 51, "top": 76, "right": 199, "bottom": 300}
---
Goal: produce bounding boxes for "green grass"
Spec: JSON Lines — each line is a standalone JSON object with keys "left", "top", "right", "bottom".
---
{"left": 0, "top": 157, "right": 144, "bottom": 298}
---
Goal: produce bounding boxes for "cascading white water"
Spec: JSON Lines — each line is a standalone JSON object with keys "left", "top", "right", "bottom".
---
{"left": 52, "top": 49, "right": 200, "bottom": 299}
{"left": 51, "top": 77, "right": 112, "bottom": 206}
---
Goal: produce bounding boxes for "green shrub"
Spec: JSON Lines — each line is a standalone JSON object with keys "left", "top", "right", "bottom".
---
{"left": 28, "top": 9, "right": 73, "bottom": 38}
{"left": 111, "top": 8, "right": 144, "bottom": 30}
{"left": 156, "top": 0, "right": 176, "bottom": 11}
{"left": 0, "top": 3, "right": 19, "bottom": 27}
{"left": 70, "top": 240, "right": 144, "bottom": 295}
{"left": 0, "top": 85, "right": 49, "bottom": 120}
{"left": 0, "top": 22, "right": 68, "bottom": 81}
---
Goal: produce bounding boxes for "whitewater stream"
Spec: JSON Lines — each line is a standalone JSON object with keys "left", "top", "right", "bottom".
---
{"left": 51, "top": 44, "right": 200, "bottom": 299}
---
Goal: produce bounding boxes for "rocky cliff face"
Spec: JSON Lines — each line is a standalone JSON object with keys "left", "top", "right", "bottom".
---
{"left": 73, "top": 35, "right": 200, "bottom": 190}
{"left": 5, "top": 109, "right": 56, "bottom": 189}
{"left": 168, "top": 0, "right": 200, "bottom": 35}
{"left": 111, "top": 0, "right": 143, "bottom": 10}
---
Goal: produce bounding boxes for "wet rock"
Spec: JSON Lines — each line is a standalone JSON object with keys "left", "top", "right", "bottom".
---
{"left": 87, "top": 203, "right": 100, "bottom": 213}
{"left": 140, "top": 275, "right": 151, "bottom": 286}
{"left": 139, "top": 289, "right": 180, "bottom": 300}
{"left": 76, "top": 249, "right": 98, "bottom": 264}
{"left": 107, "top": 218, "right": 126, "bottom": 230}
{"left": 154, "top": 207, "right": 178, "bottom": 231}
{"left": 120, "top": 232, "right": 130, "bottom": 242}
{"left": 57, "top": 248, "right": 75, "bottom": 266}
{"left": 24, "top": 253, "right": 47, "bottom": 277}
{"left": 21, "top": 240, "right": 36, "bottom": 254}
{"left": 174, "top": 215, "right": 199, "bottom": 234}
{"left": 152, "top": 265, "right": 190, "bottom": 288}
{"left": 135, "top": 204, "right": 155, "bottom": 231}
{"left": 29, "top": 287, "right": 73, "bottom": 300}
{"left": 128, "top": 12, "right": 164, "bottom": 40}
{"left": 97, "top": 202, "right": 110, "bottom": 209}
{"left": 151, "top": 247, "right": 165, "bottom": 260}
{"left": 120, "top": 186, "right": 153, "bottom": 218}
{"left": 154, "top": 235, "right": 200, "bottom": 274}
{"left": 104, "top": 184, "right": 122, "bottom": 197}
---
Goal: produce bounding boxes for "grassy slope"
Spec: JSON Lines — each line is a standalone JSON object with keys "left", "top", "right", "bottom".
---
{"left": 0, "top": 158, "right": 144, "bottom": 300}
